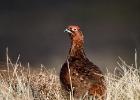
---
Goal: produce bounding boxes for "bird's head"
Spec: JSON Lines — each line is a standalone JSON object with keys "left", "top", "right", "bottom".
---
{"left": 64, "top": 25, "right": 84, "bottom": 41}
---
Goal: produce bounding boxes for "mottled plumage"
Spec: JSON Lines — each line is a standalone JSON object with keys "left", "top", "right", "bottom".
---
{"left": 60, "top": 25, "right": 106, "bottom": 99}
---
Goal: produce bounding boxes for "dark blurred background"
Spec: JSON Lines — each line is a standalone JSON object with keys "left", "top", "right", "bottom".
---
{"left": 0, "top": 0, "right": 140, "bottom": 72}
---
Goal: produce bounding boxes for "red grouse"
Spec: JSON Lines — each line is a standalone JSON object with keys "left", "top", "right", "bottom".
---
{"left": 60, "top": 25, "right": 106, "bottom": 99}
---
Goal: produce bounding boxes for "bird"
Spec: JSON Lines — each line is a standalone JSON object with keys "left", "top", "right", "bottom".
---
{"left": 60, "top": 25, "right": 106, "bottom": 99}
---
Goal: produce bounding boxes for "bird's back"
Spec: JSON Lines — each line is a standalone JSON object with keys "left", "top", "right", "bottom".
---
{"left": 60, "top": 56, "right": 105, "bottom": 98}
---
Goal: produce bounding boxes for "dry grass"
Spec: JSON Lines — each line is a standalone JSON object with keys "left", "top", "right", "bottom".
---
{"left": 105, "top": 57, "right": 140, "bottom": 100}
{"left": 0, "top": 50, "right": 139, "bottom": 100}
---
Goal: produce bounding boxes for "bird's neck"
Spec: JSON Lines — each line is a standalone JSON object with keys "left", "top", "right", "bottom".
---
{"left": 69, "top": 39, "right": 86, "bottom": 58}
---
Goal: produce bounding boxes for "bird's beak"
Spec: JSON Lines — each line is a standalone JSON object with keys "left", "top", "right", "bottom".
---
{"left": 64, "top": 29, "right": 72, "bottom": 34}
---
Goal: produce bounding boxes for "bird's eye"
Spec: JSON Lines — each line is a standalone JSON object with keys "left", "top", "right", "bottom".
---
{"left": 73, "top": 28, "right": 77, "bottom": 31}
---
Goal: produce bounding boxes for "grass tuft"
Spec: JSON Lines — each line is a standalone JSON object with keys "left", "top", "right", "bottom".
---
{"left": 0, "top": 50, "right": 139, "bottom": 100}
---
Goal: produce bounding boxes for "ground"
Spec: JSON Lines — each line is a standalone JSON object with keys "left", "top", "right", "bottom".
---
{"left": 0, "top": 54, "right": 139, "bottom": 100}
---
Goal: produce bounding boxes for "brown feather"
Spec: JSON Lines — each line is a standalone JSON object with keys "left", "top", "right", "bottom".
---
{"left": 60, "top": 25, "right": 106, "bottom": 99}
